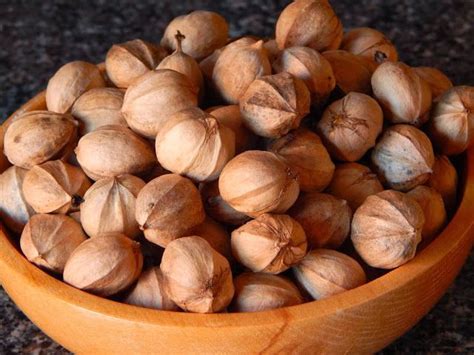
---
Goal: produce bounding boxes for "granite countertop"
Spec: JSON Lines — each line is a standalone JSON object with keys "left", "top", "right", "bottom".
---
{"left": 1, "top": 0, "right": 473, "bottom": 353}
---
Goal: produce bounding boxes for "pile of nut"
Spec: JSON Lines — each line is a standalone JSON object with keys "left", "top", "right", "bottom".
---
{"left": 1, "top": 0, "right": 473, "bottom": 314}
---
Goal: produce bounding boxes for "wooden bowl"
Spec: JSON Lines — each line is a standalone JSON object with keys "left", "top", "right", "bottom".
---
{"left": 1, "top": 92, "right": 473, "bottom": 354}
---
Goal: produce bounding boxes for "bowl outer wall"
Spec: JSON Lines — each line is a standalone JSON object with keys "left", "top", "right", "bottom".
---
{"left": 0, "top": 91, "right": 473, "bottom": 354}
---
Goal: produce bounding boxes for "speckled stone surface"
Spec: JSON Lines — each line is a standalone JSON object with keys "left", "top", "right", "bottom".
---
{"left": 0, "top": 0, "right": 473, "bottom": 353}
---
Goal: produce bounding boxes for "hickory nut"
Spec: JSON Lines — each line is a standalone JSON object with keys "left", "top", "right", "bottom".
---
{"left": 231, "top": 213, "right": 308, "bottom": 274}
{"left": 219, "top": 150, "right": 300, "bottom": 217}
{"left": 351, "top": 190, "right": 425, "bottom": 269}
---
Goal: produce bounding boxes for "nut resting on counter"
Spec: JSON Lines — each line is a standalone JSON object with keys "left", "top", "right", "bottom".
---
{"left": 1, "top": 0, "right": 473, "bottom": 315}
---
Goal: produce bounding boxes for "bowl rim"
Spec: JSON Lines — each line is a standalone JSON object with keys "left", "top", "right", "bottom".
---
{"left": 1, "top": 91, "right": 473, "bottom": 329}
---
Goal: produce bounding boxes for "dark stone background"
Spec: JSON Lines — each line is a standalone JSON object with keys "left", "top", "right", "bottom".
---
{"left": 0, "top": 0, "right": 472, "bottom": 353}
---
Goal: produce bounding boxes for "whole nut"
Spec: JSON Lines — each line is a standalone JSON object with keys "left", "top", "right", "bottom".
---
{"left": 4, "top": 111, "right": 78, "bottom": 169}
{"left": 213, "top": 40, "right": 271, "bottom": 104}
{"left": 135, "top": 174, "right": 205, "bottom": 247}
{"left": 219, "top": 150, "right": 300, "bottom": 217}
{"left": 428, "top": 86, "right": 474, "bottom": 155}
{"left": 413, "top": 67, "right": 453, "bottom": 99}
{"left": 64, "top": 233, "right": 143, "bottom": 297}
{"left": 161, "top": 236, "right": 234, "bottom": 313}
{"left": 231, "top": 273, "right": 303, "bottom": 312}
{"left": 322, "top": 50, "right": 373, "bottom": 94}
{"left": 199, "top": 180, "right": 250, "bottom": 226}
{"left": 20, "top": 214, "right": 87, "bottom": 274}
{"left": 124, "top": 267, "right": 178, "bottom": 311}
{"left": 426, "top": 155, "right": 458, "bottom": 212}
{"left": 240, "top": 72, "right": 310, "bottom": 138}
{"left": 105, "top": 39, "right": 168, "bottom": 88}
{"left": 275, "top": 0, "right": 343, "bottom": 52}
{"left": 372, "top": 124, "right": 435, "bottom": 191}
{"left": 327, "top": 163, "right": 384, "bottom": 211}
{"left": 371, "top": 61, "right": 432, "bottom": 126}
{"left": 157, "top": 31, "right": 204, "bottom": 95}
{"left": 155, "top": 108, "right": 235, "bottom": 182}
{"left": 293, "top": 249, "right": 366, "bottom": 300}
{"left": 289, "top": 192, "right": 352, "bottom": 249}
{"left": 46, "top": 61, "right": 106, "bottom": 113}
{"left": 75, "top": 125, "right": 156, "bottom": 181}
{"left": 80, "top": 174, "right": 146, "bottom": 238}
{"left": 407, "top": 186, "right": 447, "bottom": 242}
{"left": 22, "top": 160, "right": 91, "bottom": 214}
{"left": 273, "top": 46, "right": 336, "bottom": 107}
{"left": 351, "top": 190, "right": 425, "bottom": 269}
{"left": 317, "top": 92, "right": 383, "bottom": 162}
{"left": 161, "top": 10, "right": 229, "bottom": 60}
{"left": 341, "top": 27, "right": 398, "bottom": 67}
{"left": 206, "top": 105, "right": 257, "bottom": 153}
{"left": 231, "top": 213, "right": 307, "bottom": 274}
{"left": 199, "top": 37, "right": 257, "bottom": 81}
{"left": 268, "top": 128, "right": 335, "bottom": 192}
{"left": 0, "top": 166, "right": 35, "bottom": 233}
{"left": 121, "top": 69, "right": 199, "bottom": 138}
{"left": 191, "top": 217, "right": 232, "bottom": 261}
{"left": 72, "top": 87, "right": 127, "bottom": 135}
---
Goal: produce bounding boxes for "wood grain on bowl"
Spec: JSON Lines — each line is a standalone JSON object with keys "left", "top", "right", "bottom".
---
{"left": 0, "top": 92, "right": 473, "bottom": 354}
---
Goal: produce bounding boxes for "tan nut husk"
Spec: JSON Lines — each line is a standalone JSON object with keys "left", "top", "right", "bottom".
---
{"left": 240, "top": 72, "right": 310, "bottom": 138}
{"left": 341, "top": 27, "right": 398, "bottom": 66}
{"left": 371, "top": 61, "right": 432, "bottom": 126}
{"left": 75, "top": 125, "right": 156, "bottom": 181}
{"left": 160, "top": 236, "right": 234, "bottom": 313}
{"left": 124, "top": 267, "right": 178, "bottom": 311}
{"left": 161, "top": 11, "right": 229, "bottom": 60}
{"left": 372, "top": 124, "right": 435, "bottom": 191}
{"left": 317, "top": 92, "right": 383, "bottom": 162}
{"left": 273, "top": 46, "right": 335, "bottom": 107}
{"left": 268, "top": 128, "right": 335, "bottom": 192}
{"left": 413, "top": 67, "right": 453, "bottom": 99}
{"left": 191, "top": 217, "right": 232, "bottom": 261}
{"left": 293, "top": 249, "right": 367, "bottom": 300}
{"left": 0, "top": 166, "right": 35, "bottom": 233}
{"left": 22, "top": 160, "right": 91, "bottom": 214}
{"left": 231, "top": 273, "right": 303, "bottom": 312}
{"left": 71, "top": 87, "right": 127, "bottom": 135}
{"left": 206, "top": 105, "right": 257, "bottom": 153}
{"left": 199, "top": 180, "right": 250, "bottom": 226}
{"left": 322, "top": 50, "right": 373, "bottom": 94}
{"left": 231, "top": 213, "right": 307, "bottom": 274}
{"left": 135, "top": 174, "right": 205, "bottom": 247}
{"left": 426, "top": 155, "right": 458, "bottom": 212}
{"left": 80, "top": 174, "right": 146, "bottom": 239}
{"left": 105, "top": 39, "right": 168, "bottom": 88}
{"left": 155, "top": 108, "right": 235, "bottom": 182}
{"left": 121, "top": 69, "right": 199, "bottom": 138}
{"left": 275, "top": 0, "right": 343, "bottom": 52}
{"left": 212, "top": 40, "right": 271, "bottom": 104}
{"left": 219, "top": 150, "right": 300, "bottom": 217}
{"left": 20, "top": 214, "right": 87, "bottom": 274}
{"left": 327, "top": 163, "right": 384, "bottom": 211}
{"left": 428, "top": 86, "right": 474, "bottom": 155}
{"left": 407, "top": 186, "right": 447, "bottom": 241}
{"left": 157, "top": 31, "right": 204, "bottom": 95}
{"left": 4, "top": 110, "right": 78, "bottom": 169}
{"left": 199, "top": 37, "right": 257, "bottom": 81}
{"left": 63, "top": 233, "right": 143, "bottom": 297}
{"left": 351, "top": 190, "right": 425, "bottom": 269}
{"left": 289, "top": 192, "right": 352, "bottom": 249}
{"left": 46, "top": 61, "right": 106, "bottom": 113}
